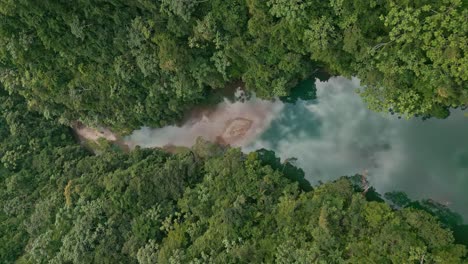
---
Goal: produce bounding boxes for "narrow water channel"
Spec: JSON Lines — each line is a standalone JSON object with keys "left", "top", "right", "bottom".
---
{"left": 126, "top": 76, "right": 468, "bottom": 220}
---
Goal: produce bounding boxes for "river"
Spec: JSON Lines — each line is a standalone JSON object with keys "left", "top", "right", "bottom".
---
{"left": 126, "top": 76, "right": 468, "bottom": 220}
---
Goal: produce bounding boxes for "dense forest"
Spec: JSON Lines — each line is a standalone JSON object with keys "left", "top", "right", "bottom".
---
{"left": 0, "top": 0, "right": 466, "bottom": 131}
{"left": 1, "top": 88, "right": 467, "bottom": 263}
{"left": 1, "top": 0, "right": 467, "bottom": 263}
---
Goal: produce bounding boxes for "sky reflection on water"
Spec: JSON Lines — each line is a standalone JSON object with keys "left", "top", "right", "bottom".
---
{"left": 245, "top": 77, "right": 468, "bottom": 220}
{"left": 127, "top": 76, "right": 468, "bottom": 219}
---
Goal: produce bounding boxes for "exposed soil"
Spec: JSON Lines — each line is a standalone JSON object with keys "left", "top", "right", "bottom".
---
{"left": 217, "top": 118, "right": 253, "bottom": 145}
{"left": 72, "top": 121, "right": 118, "bottom": 142}
{"left": 71, "top": 121, "right": 130, "bottom": 152}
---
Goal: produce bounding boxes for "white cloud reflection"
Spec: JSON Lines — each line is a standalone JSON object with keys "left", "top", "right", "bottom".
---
{"left": 125, "top": 94, "right": 284, "bottom": 148}
{"left": 127, "top": 76, "right": 468, "bottom": 219}
{"left": 245, "top": 77, "right": 468, "bottom": 219}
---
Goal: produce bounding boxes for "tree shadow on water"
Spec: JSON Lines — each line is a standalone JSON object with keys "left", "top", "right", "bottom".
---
{"left": 384, "top": 191, "right": 468, "bottom": 246}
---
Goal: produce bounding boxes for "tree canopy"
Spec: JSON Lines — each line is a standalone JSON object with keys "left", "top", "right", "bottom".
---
{"left": 0, "top": 90, "right": 466, "bottom": 263}
{"left": 0, "top": 1, "right": 467, "bottom": 262}
{"left": 0, "top": 0, "right": 465, "bottom": 130}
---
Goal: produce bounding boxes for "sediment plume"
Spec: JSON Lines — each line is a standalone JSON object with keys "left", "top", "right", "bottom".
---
{"left": 125, "top": 93, "right": 283, "bottom": 149}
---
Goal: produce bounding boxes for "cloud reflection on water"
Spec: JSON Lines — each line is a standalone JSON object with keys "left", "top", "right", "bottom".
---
{"left": 245, "top": 77, "right": 468, "bottom": 219}
{"left": 125, "top": 94, "right": 284, "bottom": 148}
{"left": 127, "top": 76, "right": 468, "bottom": 219}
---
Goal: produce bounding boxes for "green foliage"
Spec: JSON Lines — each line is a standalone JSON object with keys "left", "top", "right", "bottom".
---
{"left": 0, "top": 2, "right": 466, "bottom": 261}
{"left": 358, "top": 0, "right": 467, "bottom": 118}
{"left": 0, "top": 89, "right": 199, "bottom": 263}
{"left": 157, "top": 164, "right": 466, "bottom": 263}
{"left": 2, "top": 0, "right": 462, "bottom": 130}
{"left": 0, "top": 0, "right": 302, "bottom": 131}
{"left": 1, "top": 91, "right": 466, "bottom": 263}
{"left": 385, "top": 191, "right": 468, "bottom": 247}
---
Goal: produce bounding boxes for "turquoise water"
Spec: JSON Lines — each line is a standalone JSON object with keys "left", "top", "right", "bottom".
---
{"left": 128, "top": 76, "right": 468, "bottom": 222}
{"left": 245, "top": 77, "right": 468, "bottom": 221}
